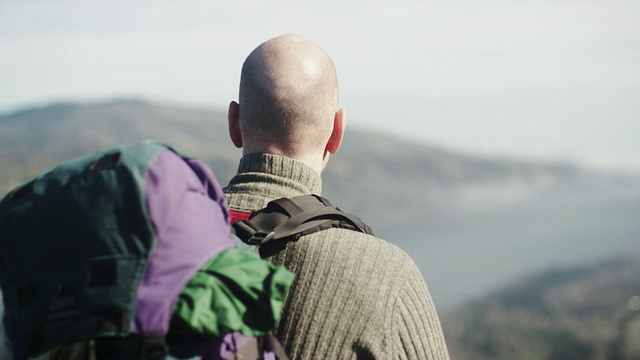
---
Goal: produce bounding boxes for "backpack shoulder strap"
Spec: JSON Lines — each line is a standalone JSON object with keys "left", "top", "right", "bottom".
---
{"left": 233, "top": 194, "right": 373, "bottom": 245}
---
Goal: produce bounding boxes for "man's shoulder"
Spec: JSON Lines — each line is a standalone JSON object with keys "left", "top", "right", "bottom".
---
{"left": 296, "top": 228, "right": 414, "bottom": 265}
{"left": 272, "top": 228, "right": 430, "bottom": 306}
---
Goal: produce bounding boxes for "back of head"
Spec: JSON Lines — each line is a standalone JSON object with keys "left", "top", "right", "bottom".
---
{"left": 239, "top": 34, "right": 339, "bottom": 158}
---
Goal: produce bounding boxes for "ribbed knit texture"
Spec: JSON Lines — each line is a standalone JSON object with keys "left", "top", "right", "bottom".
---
{"left": 224, "top": 153, "right": 450, "bottom": 359}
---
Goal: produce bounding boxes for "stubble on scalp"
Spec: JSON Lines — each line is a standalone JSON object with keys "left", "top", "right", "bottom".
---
{"left": 239, "top": 34, "right": 339, "bottom": 155}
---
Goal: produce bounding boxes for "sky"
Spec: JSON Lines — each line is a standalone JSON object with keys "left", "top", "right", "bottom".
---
{"left": 1, "top": 0, "right": 639, "bottom": 169}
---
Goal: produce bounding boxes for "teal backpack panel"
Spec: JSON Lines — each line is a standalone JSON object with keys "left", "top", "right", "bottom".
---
{"left": 0, "top": 140, "right": 164, "bottom": 354}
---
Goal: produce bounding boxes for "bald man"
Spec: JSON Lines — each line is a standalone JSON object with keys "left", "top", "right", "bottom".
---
{"left": 224, "top": 34, "right": 450, "bottom": 359}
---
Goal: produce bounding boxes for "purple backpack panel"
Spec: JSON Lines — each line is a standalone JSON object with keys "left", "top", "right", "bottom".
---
{"left": 132, "top": 149, "right": 235, "bottom": 336}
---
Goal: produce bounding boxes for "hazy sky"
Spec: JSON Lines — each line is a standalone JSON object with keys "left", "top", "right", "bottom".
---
{"left": 1, "top": 0, "right": 639, "bottom": 169}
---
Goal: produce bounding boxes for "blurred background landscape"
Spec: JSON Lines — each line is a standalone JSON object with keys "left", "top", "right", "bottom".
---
{"left": 1, "top": 100, "right": 639, "bottom": 358}
{"left": 2, "top": 0, "right": 639, "bottom": 357}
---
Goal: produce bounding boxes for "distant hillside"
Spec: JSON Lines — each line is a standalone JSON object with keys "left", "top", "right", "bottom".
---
{"left": 0, "top": 100, "right": 239, "bottom": 194}
{"left": 443, "top": 257, "right": 640, "bottom": 360}
{"left": 0, "top": 99, "right": 586, "bottom": 231}
{"left": 1, "top": 99, "right": 639, "bottom": 311}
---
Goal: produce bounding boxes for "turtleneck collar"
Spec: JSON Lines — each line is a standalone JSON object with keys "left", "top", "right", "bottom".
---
{"left": 224, "top": 153, "right": 322, "bottom": 211}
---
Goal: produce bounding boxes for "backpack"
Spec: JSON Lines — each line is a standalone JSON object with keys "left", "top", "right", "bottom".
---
{"left": 0, "top": 140, "right": 293, "bottom": 359}
{"left": 232, "top": 194, "right": 374, "bottom": 256}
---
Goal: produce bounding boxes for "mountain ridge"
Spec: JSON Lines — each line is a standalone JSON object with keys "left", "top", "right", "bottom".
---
{"left": 2, "top": 99, "right": 638, "bottom": 311}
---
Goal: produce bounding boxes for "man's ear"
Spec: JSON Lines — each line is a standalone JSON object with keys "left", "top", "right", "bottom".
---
{"left": 228, "top": 101, "right": 243, "bottom": 148}
{"left": 325, "top": 108, "right": 346, "bottom": 155}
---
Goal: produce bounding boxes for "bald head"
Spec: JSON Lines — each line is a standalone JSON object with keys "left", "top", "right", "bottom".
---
{"left": 236, "top": 34, "right": 341, "bottom": 159}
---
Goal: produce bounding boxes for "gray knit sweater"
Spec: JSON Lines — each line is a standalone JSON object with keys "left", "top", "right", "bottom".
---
{"left": 224, "top": 153, "right": 450, "bottom": 360}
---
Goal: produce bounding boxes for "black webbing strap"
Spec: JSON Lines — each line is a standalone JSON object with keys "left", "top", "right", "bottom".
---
{"left": 94, "top": 334, "right": 168, "bottom": 360}
{"left": 141, "top": 336, "right": 168, "bottom": 360}
{"left": 233, "top": 194, "right": 373, "bottom": 246}
{"left": 92, "top": 334, "right": 286, "bottom": 360}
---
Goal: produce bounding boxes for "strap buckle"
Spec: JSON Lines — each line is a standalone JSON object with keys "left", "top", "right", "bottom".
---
{"left": 246, "top": 230, "right": 276, "bottom": 245}
{"left": 233, "top": 220, "right": 277, "bottom": 245}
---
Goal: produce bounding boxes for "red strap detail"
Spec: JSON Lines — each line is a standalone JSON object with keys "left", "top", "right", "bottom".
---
{"left": 229, "top": 210, "right": 252, "bottom": 224}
